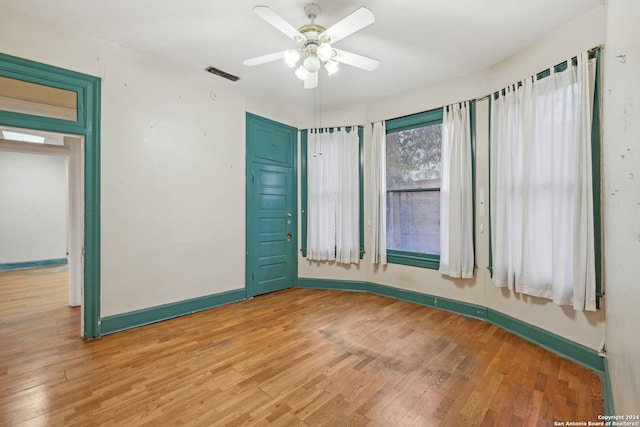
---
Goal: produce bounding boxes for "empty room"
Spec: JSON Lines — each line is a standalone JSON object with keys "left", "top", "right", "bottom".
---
{"left": 0, "top": 0, "right": 638, "bottom": 425}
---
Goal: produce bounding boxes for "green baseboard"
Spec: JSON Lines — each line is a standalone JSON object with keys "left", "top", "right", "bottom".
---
{"left": 100, "top": 289, "right": 245, "bottom": 335}
{"left": 296, "top": 278, "right": 368, "bottom": 292}
{"left": 487, "top": 310, "right": 604, "bottom": 372}
{"left": 602, "top": 359, "right": 615, "bottom": 416}
{"left": 297, "top": 278, "right": 487, "bottom": 322}
{"left": 367, "top": 282, "right": 488, "bottom": 320}
{"left": 98, "top": 277, "right": 613, "bottom": 412}
{"left": 0, "top": 258, "right": 68, "bottom": 271}
{"left": 297, "top": 278, "right": 603, "bottom": 373}
{"left": 298, "top": 278, "right": 487, "bottom": 320}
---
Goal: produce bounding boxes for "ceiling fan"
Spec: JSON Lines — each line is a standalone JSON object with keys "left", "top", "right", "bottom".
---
{"left": 243, "top": 3, "right": 379, "bottom": 89}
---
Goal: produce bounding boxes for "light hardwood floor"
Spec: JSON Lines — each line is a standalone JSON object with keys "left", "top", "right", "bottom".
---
{"left": 0, "top": 266, "right": 603, "bottom": 426}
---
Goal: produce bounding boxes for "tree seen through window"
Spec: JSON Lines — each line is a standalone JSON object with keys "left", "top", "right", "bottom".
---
{"left": 386, "top": 123, "right": 442, "bottom": 255}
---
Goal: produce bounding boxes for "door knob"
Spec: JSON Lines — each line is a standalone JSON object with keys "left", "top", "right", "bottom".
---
{"left": 287, "top": 232, "right": 292, "bottom": 242}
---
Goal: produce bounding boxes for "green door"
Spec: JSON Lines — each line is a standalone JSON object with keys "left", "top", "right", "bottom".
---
{"left": 246, "top": 113, "right": 297, "bottom": 297}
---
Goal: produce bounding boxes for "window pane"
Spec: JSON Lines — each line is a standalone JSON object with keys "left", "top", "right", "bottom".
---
{"left": 0, "top": 76, "right": 77, "bottom": 121}
{"left": 387, "top": 191, "right": 440, "bottom": 254}
{"left": 386, "top": 124, "right": 441, "bottom": 190}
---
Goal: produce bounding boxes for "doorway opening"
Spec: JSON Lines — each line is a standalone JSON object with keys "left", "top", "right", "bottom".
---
{"left": 0, "top": 127, "right": 84, "bottom": 335}
{"left": 0, "top": 52, "right": 101, "bottom": 338}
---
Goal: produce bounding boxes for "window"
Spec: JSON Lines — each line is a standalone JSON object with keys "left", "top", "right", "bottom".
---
{"left": 489, "top": 51, "right": 600, "bottom": 310}
{"left": 385, "top": 108, "right": 443, "bottom": 269}
{"left": 300, "top": 127, "right": 364, "bottom": 259}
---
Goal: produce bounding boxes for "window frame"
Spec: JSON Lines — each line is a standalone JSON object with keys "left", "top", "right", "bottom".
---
{"left": 488, "top": 48, "right": 603, "bottom": 308}
{"left": 300, "top": 126, "right": 365, "bottom": 259}
{"left": 385, "top": 107, "right": 443, "bottom": 270}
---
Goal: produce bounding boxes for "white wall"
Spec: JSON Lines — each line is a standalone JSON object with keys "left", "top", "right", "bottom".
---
{"left": 98, "top": 43, "right": 247, "bottom": 314}
{"left": 602, "top": 0, "right": 640, "bottom": 414}
{"left": 0, "top": 3, "right": 617, "bottom": 359}
{"left": 298, "top": 6, "right": 607, "bottom": 351}
{"left": 4, "top": 0, "right": 636, "bottom": 413}
{"left": 0, "top": 151, "right": 67, "bottom": 263}
{"left": 0, "top": 7, "right": 296, "bottom": 316}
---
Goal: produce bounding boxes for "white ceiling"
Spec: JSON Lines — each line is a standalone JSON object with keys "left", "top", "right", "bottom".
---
{"left": 0, "top": 0, "right": 603, "bottom": 109}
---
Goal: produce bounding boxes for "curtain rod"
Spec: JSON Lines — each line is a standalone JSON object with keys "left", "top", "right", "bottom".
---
{"left": 370, "top": 98, "right": 477, "bottom": 126}
{"left": 489, "top": 44, "right": 603, "bottom": 100}
{"left": 369, "top": 45, "right": 602, "bottom": 126}
{"left": 304, "top": 125, "right": 362, "bottom": 132}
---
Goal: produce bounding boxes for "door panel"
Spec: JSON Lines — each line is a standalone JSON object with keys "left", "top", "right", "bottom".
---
{"left": 250, "top": 163, "right": 294, "bottom": 296}
{"left": 252, "top": 123, "right": 295, "bottom": 166}
{"left": 246, "top": 113, "right": 297, "bottom": 298}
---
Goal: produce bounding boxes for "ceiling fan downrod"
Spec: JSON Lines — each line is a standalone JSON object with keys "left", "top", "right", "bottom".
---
{"left": 304, "top": 3, "right": 321, "bottom": 23}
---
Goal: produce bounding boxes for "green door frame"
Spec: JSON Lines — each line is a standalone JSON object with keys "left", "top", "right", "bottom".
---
{"left": 0, "top": 52, "right": 101, "bottom": 338}
{"left": 245, "top": 113, "right": 298, "bottom": 298}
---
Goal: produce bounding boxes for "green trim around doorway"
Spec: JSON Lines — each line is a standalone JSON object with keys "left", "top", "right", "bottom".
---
{"left": 245, "top": 113, "right": 298, "bottom": 298}
{"left": 0, "top": 52, "right": 101, "bottom": 338}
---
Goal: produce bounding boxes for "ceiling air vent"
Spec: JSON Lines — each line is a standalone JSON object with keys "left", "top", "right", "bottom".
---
{"left": 205, "top": 66, "right": 239, "bottom": 82}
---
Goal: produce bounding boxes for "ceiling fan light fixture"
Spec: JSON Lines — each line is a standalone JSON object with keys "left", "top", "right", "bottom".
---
{"left": 302, "top": 55, "right": 321, "bottom": 73}
{"left": 324, "top": 59, "right": 339, "bottom": 75}
{"left": 284, "top": 49, "right": 301, "bottom": 68}
{"left": 295, "top": 65, "right": 310, "bottom": 80}
{"left": 316, "top": 42, "right": 333, "bottom": 62}
{"left": 245, "top": 4, "right": 379, "bottom": 88}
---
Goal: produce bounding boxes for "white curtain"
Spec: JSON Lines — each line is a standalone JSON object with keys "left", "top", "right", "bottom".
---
{"left": 370, "top": 121, "right": 387, "bottom": 264}
{"left": 307, "top": 127, "right": 360, "bottom": 264}
{"left": 490, "top": 52, "right": 596, "bottom": 311}
{"left": 440, "top": 102, "right": 474, "bottom": 278}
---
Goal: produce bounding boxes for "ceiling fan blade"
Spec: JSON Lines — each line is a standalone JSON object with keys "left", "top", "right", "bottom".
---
{"left": 243, "top": 51, "right": 286, "bottom": 67}
{"left": 333, "top": 48, "right": 379, "bottom": 71}
{"left": 320, "top": 7, "right": 375, "bottom": 44}
{"left": 253, "top": 6, "right": 305, "bottom": 43}
{"left": 304, "top": 72, "right": 318, "bottom": 90}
